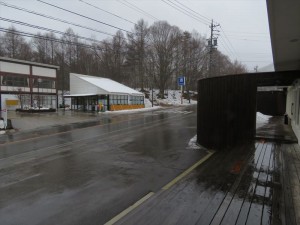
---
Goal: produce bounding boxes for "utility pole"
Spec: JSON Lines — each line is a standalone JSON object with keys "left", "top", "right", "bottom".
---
{"left": 208, "top": 20, "right": 220, "bottom": 77}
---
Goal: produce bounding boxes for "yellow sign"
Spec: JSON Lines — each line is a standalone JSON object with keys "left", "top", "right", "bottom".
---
{"left": 6, "top": 100, "right": 19, "bottom": 106}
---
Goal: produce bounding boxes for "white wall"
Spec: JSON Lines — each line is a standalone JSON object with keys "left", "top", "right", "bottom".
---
{"left": 32, "top": 66, "right": 56, "bottom": 78}
{"left": 0, "top": 61, "right": 30, "bottom": 74}
{"left": 286, "top": 79, "right": 300, "bottom": 142}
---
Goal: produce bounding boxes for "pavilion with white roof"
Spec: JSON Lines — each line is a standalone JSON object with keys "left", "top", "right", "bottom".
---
{"left": 64, "top": 73, "right": 144, "bottom": 111}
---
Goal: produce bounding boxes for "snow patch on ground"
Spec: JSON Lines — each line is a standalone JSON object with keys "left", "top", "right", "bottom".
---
{"left": 149, "top": 89, "right": 197, "bottom": 106}
{"left": 257, "top": 112, "right": 272, "bottom": 123}
{"left": 256, "top": 112, "right": 272, "bottom": 129}
{"left": 187, "top": 135, "right": 201, "bottom": 150}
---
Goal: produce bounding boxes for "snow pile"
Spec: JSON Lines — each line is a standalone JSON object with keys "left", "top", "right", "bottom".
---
{"left": 146, "top": 89, "right": 197, "bottom": 107}
{"left": 256, "top": 112, "right": 272, "bottom": 129}
{"left": 144, "top": 98, "right": 153, "bottom": 108}
{"left": 257, "top": 112, "right": 271, "bottom": 123}
{"left": 187, "top": 135, "right": 201, "bottom": 150}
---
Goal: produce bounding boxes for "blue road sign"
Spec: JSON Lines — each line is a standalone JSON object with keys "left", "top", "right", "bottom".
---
{"left": 178, "top": 76, "right": 185, "bottom": 86}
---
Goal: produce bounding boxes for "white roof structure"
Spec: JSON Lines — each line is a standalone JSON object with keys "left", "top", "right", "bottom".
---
{"left": 68, "top": 73, "right": 143, "bottom": 96}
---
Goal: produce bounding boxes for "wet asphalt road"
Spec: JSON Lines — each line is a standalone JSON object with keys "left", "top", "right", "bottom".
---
{"left": 0, "top": 105, "right": 206, "bottom": 225}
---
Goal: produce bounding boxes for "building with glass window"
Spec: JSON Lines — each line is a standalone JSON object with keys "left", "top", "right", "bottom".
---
{"left": 65, "top": 73, "right": 144, "bottom": 111}
{"left": 0, "top": 57, "right": 59, "bottom": 111}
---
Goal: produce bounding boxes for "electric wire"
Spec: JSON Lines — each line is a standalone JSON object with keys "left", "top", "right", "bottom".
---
{"left": 116, "top": 0, "right": 157, "bottom": 21}
{"left": 161, "top": 0, "right": 210, "bottom": 26}
{"left": 0, "top": 27, "right": 104, "bottom": 51}
{"left": 219, "top": 26, "right": 239, "bottom": 59}
{"left": 37, "top": 0, "right": 133, "bottom": 34}
{"left": 228, "top": 37, "right": 270, "bottom": 43}
{"left": 173, "top": 0, "right": 211, "bottom": 23}
{"left": 78, "top": 0, "right": 137, "bottom": 25}
{"left": 0, "top": 1, "right": 120, "bottom": 39}
{"left": 123, "top": 0, "right": 159, "bottom": 20}
{"left": 219, "top": 37, "right": 235, "bottom": 57}
{"left": 218, "top": 39, "right": 234, "bottom": 58}
{"left": 0, "top": 17, "right": 104, "bottom": 45}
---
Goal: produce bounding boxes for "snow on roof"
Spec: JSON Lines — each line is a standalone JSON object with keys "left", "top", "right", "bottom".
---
{"left": 72, "top": 73, "right": 143, "bottom": 96}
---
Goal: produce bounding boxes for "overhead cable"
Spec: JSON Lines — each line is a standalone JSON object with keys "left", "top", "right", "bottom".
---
{"left": 161, "top": 0, "right": 210, "bottom": 26}
{"left": 37, "top": 0, "right": 133, "bottom": 34}
{"left": 117, "top": 0, "right": 158, "bottom": 21}
{"left": 0, "top": 1, "right": 119, "bottom": 38}
{"left": 79, "top": 0, "right": 137, "bottom": 25}
{"left": 173, "top": 0, "right": 211, "bottom": 24}
{"left": 220, "top": 26, "right": 240, "bottom": 59}
{"left": 0, "top": 27, "right": 104, "bottom": 50}
{"left": 0, "top": 17, "right": 104, "bottom": 44}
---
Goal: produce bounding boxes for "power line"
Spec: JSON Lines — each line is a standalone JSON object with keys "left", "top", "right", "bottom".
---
{"left": 78, "top": 0, "right": 137, "bottom": 25}
{"left": 218, "top": 39, "right": 234, "bottom": 58}
{"left": 0, "top": 27, "right": 104, "bottom": 51}
{"left": 0, "top": 17, "right": 104, "bottom": 44}
{"left": 117, "top": 0, "right": 158, "bottom": 21}
{"left": 219, "top": 26, "right": 240, "bottom": 59}
{"left": 227, "top": 37, "right": 270, "bottom": 43}
{"left": 123, "top": 0, "right": 159, "bottom": 20}
{"left": 161, "top": 0, "right": 210, "bottom": 26}
{"left": 223, "top": 30, "right": 269, "bottom": 36}
{"left": 173, "top": 0, "right": 211, "bottom": 23}
{"left": 0, "top": 1, "right": 119, "bottom": 38}
{"left": 219, "top": 37, "right": 236, "bottom": 58}
{"left": 37, "top": 0, "right": 133, "bottom": 34}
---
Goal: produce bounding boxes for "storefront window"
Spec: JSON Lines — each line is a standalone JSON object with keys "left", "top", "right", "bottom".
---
{"left": 109, "top": 95, "right": 128, "bottom": 105}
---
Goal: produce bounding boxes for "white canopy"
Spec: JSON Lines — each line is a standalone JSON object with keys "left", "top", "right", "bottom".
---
{"left": 69, "top": 73, "right": 143, "bottom": 96}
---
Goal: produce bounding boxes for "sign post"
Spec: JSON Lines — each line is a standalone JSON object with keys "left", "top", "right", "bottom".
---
{"left": 178, "top": 76, "right": 185, "bottom": 104}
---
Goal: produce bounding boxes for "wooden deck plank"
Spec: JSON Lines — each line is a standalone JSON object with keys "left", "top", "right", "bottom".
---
{"left": 235, "top": 142, "right": 267, "bottom": 225}
{"left": 245, "top": 143, "right": 273, "bottom": 225}
{"left": 219, "top": 167, "right": 254, "bottom": 225}
{"left": 291, "top": 144, "right": 300, "bottom": 225}
{"left": 261, "top": 146, "right": 274, "bottom": 225}
{"left": 281, "top": 144, "right": 297, "bottom": 225}
{"left": 209, "top": 144, "right": 260, "bottom": 225}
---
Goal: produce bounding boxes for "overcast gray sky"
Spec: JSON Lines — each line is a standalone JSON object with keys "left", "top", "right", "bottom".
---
{"left": 0, "top": 0, "right": 273, "bottom": 71}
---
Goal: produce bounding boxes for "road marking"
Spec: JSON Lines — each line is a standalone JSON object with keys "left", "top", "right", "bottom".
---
{"left": 162, "top": 150, "right": 215, "bottom": 190}
{"left": 104, "top": 192, "right": 154, "bottom": 225}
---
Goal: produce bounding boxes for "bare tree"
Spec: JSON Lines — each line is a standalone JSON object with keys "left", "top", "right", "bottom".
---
{"left": 148, "top": 21, "right": 181, "bottom": 98}
{"left": 126, "top": 19, "right": 149, "bottom": 90}
{"left": 99, "top": 31, "right": 127, "bottom": 83}
{"left": 1, "top": 26, "right": 32, "bottom": 59}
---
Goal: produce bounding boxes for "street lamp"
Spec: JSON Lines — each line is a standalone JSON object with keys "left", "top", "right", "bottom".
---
{"left": 37, "top": 78, "right": 42, "bottom": 110}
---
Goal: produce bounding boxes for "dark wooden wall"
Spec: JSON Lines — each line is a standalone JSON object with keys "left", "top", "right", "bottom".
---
{"left": 197, "top": 74, "right": 257, "bottom": 150}
{"left": 257, "top": 91, "right": 286, "bottom": 116}
{"left": 197, "top": 71, "right": 299, "bottom": 150}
